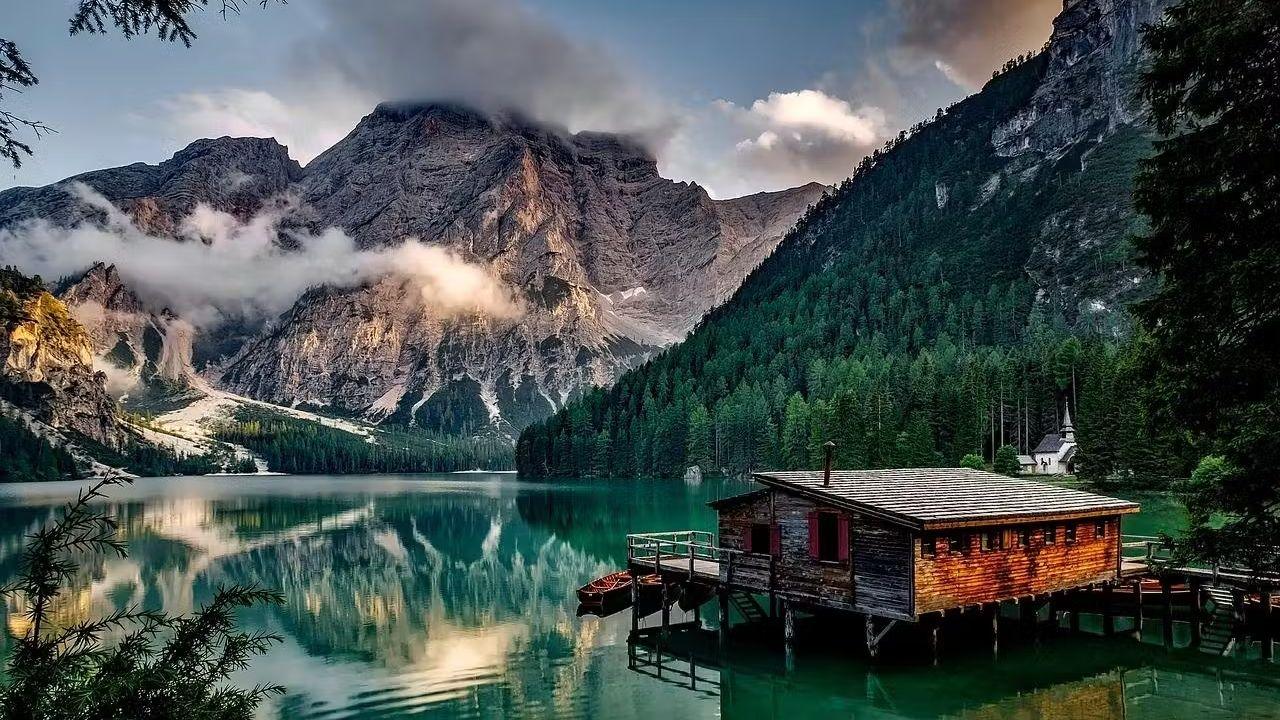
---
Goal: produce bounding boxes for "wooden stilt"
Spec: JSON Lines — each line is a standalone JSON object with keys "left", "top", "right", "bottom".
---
{"left": 987, "top": 603, "right": 999, "bottom": 658}
{"left": 1161, "top": 577, "right": 1174, "bottom": 648}
{"left": 1189, "top": 578, "right": 1203, "bottom": 648}
{"left": 1103, "top": 583, "right": 1115, "bottom": 636}
{"left": 1069, "top": 590, "right": 1081, "bottom": 635}
{"left": 927, "top": 613, "right": 941, "bottom": 666}
{"left": 1262, "top": 586, "right": 1274, "bottom": 661}
{"left": 631, "top": 579, "right": 640, "bottom": 634}
{"left": 661, "top": 582, "right": 670, "bottom": 636}
{"left": 718, "top": 589, "right": 729, "bottom": 644}
{"left": 783, "top": 601, "right": 795, "bottom": 673}
{"left": 864, "top": 614, "right": 878, "bottom": 659}
{"left": 1133, "top": 579, "right": 1144, "bottom": 640}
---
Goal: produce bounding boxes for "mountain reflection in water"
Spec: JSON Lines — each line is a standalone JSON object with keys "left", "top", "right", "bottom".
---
{"left": 0, "top": 475, "right": 1274, "bottom": 720}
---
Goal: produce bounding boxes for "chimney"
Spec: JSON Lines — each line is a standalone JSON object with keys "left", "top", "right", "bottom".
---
{"left": 823, "top": 441, "right": 836, "bottom": 487}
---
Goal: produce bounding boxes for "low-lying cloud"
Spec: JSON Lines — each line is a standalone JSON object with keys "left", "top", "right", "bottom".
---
{"left": 0, "top": 183, "right": 522, "bottom": 327}
{"left": 894, "top": 0, "right": 1060, "bottom": 89}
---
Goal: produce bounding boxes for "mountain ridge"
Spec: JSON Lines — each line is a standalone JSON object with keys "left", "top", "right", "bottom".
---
{"left": 0, "top": 103, "right": 824, "bottom": 439}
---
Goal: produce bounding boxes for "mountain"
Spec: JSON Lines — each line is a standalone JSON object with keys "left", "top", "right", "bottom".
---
{"left": 517, "top": 0, "right": 1177, "bottom": 480}
{"left": 0, "top": 105, "right": 822, "bottom": 439}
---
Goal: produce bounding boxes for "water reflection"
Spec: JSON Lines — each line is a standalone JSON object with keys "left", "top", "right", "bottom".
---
{"left": 0, "top": 476, "right": 1272, "bottom": 720}
{"left": 629, "top": 628, "right": 1280, "bottom": 719}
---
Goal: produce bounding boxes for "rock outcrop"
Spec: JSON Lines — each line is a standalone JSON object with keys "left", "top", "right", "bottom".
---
{"left": 0, "top": 268, "right": 123, "bottom": 447}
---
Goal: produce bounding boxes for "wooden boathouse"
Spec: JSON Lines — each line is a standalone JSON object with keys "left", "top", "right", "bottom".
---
{"left": 627, "top": 466, "right": 1141, "bottom": 656}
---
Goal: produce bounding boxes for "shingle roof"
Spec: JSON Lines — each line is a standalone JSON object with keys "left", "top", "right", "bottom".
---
{"left": 1061, "top": 446, "right": 1077, "bottom": 464}
{"left": 1033, "top": 433, "right": 1065, "bottom": 454}
{"left": 749, "top": 469, "right": 1138, "bottom": 530}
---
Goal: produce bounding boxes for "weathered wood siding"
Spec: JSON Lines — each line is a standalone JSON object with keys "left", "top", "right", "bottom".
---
{"left": 716, "top": 492, "right": 775, "bottom": 592}
{"left": 914, "top": 516, "right": 1121, "bottom": 615}
{"left": 717, "top": 490, "right": 913, "bottom": 616}
{"left": 852, "top": 517, "right": 913, "bottom": 619}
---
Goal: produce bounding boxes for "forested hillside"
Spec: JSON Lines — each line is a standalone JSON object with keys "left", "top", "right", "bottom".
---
{"left": 517, "top": 47, "right": 1185, "bottom": 484}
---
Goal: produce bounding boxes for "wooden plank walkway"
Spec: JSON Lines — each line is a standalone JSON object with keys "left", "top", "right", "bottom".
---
{"left": 630, "top": 553, "right": 722, "bottom": 582}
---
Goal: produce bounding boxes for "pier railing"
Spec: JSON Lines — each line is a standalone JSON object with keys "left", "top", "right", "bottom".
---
{"left": 626, "top": 531, "right": 775, "bottom": 591}
{"left": 1122, "top": 534, "right": 1280, "bottom": 586}
{"left": 1121, "top": 534, "right": 1171, "bottom": 564}
{"left": 626, "top": 531, "right": 727, "bottom": 572}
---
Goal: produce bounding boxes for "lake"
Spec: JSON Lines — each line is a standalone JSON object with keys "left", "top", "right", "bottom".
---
{"left": 0, "top": 474, "right": 1276, "bottom": 719}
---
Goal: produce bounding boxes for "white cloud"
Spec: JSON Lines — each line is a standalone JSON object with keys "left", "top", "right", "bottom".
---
{"left": 158, "top": 87, "right": 368, "bottom": 165}
{"left": 0, "top": 183, "right": 523, "bottom": 327}
{"left": 665, "top": 89, "right": 886, "bottom": 199}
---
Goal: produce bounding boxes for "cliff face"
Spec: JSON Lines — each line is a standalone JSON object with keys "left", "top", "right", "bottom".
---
{"left": 989, "top": 0, "right": 1173, "bottom": 326}
{"left": 0, "top": 105, "right": 822, "bottom": 435}
{"left": 0, "top": 269, "right": 122, "bottom": 447}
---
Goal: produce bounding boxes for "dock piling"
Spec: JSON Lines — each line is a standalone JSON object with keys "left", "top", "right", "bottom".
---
{"left": 1161, "top": 577, "right": 1174, "bottom": 648}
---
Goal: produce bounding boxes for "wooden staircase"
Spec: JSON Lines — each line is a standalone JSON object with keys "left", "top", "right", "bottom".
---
{"left": 1200, "top": 586, "right": 1238, "bottom": 656}
{"left": 728, "top": 591, "right": 768, "bottom": 625}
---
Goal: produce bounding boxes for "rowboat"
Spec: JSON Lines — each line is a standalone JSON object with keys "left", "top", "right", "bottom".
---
{"left": 577, "top": 571, "right": 633, "bottom": 605}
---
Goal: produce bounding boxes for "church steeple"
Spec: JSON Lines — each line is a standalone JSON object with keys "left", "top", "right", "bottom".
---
{"left": 1061, "top": 403, "right": 1075, "bottom": 442}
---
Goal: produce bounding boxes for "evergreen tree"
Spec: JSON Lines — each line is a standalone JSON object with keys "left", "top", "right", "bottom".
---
{"left": 993, "top": 445, "right": 1021, "bottom": 477}
{"left": 1135, "top": 0, "right": 1280, "bottom": 569}
{"left": 960, "top": 453, "right": 985, "bottom": 471}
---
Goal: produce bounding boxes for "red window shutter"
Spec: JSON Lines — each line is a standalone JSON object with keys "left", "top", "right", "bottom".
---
{"left": 807, "top": 511, "right": 819, "bottom": 559}
{"left": 770, "top": 524, "right": 781, "bottom": 557}
{"left": 742, "top": 524, "right": 753, "bottom": 553}
{"left": 837, "top": 514, "right": 851, "bottom": 562}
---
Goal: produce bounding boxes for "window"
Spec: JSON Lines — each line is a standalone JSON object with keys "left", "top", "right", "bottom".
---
{"left": 921, "top": 535, "right": 936, "bottom": 558}
{"left": 1065, "top": 524, "right": 1077, "bottom": 544}
{"left": 1094, "top": 520, "right": 1107, "bottom": 538}
{"left": 1017, "top": 527, "right": 1030, "bottom": 548}
{"left": 1043, "top": 526, "right": 1057, "bottom": 545}
{"left": 817, "top": 512, "right": 840, "bottom": 562}
{"left": 948, "top": 535, "right": 964, "bottom": 553}
{"left": 750, "top": 523, "right": 772, "bottom": 555}
{"left": 981, "top": 530, "right": 1003, "bottom": 551}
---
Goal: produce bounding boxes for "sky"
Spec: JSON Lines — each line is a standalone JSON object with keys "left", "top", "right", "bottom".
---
{"left": 0, "top": 0, "right": 1061, "bottom": 199}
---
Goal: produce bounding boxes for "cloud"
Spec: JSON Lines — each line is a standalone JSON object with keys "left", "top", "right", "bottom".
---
{"left": 156, "top": 0, "right": 676, "bottom": 164}
{"left": 0, "top": 183, "right": 523, "bottom": 327}
{"left": 158, "top": 89, "right": 360, "bottom": 165}
{"left": 665, "top": 89, "right": 886, "bottom": 198}
{"left": 893, "top": 0, "right": 1061, "bottom": 89}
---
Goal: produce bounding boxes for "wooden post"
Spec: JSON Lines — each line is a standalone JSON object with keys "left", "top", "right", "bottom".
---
{"left": 1262, "top": 586, "right": 1274, "bottom": 661}
{"left": 1103, "top": 583, "right": 1115, "bottom": 636}
{"left": 987, "top": 603, "right": 1000, "bottom": 658}
{"left": 1047, "top": 592, "right": 1059, "bottom": 637}
{"left": 864, "top": 614, "right": 879, "bottom": 659}
{"left": 1069, "top": 592, "right": 1081, "bottom": 635}
{"left": 718, "top": 590, "right": 730, "bottom": 645}
{"left": 1189, "top": 578, "right": 1203, "bottom": 647}
{"left": 769, "top": 554, "right": 777, "bottom": 618}
{"left": 927, "top": 613, "right": 941, "bottom": 666}
{"left": 1161, "top": 577, "right": 1174, "bottom": 648}
{"left": 1133, "top": 579, "right": 1144, "bottom": 640}
{"left": 631, "top": 579, "right": 640, "bottom": 634}
{"left": 783, "top": 601, "right": 796, "bottom": 673}
{"left": 661, "top": 582, "right": 670, "bottom": 636}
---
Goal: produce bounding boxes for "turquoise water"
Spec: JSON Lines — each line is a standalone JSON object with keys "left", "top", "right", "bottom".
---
{"left": 0, "top": 475, "right": 1275, "bottom": 719}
